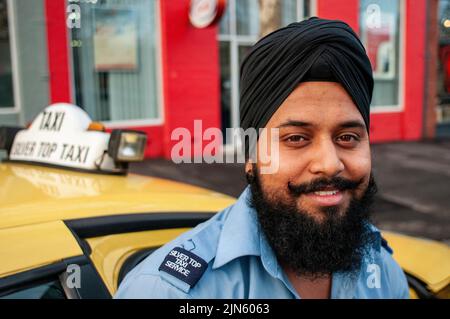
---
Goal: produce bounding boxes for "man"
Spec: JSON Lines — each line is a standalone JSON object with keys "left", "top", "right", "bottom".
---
{"left": 115, "top": 17, "right": 409, "bottom": 299}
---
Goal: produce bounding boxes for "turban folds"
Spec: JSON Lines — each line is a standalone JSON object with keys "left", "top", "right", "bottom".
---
{"left": 239, "top": 17, "right": 374, "bottom": 137}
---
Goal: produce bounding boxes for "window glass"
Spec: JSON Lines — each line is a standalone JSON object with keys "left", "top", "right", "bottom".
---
{"left": 236, "top": 0, "right": 260, "bottom": 36}
{"left": 0, "top": 279, "right": 66, "bottom": 299}
{"left": 0, "top": 0, "right": 14, "bottom": 108}
{"left": 219, "top": 2, "right": 230, "bottom": 35}
{"left": 360, "top": 0, "right": 401, "bottom": 107}
{"left": 281, "top": 0, "right": 300, "bottom": 27}
{"left": 235, "top": 0, "right": 302, "bottom": 37}
{"left": 238, "top": 45, "right": 253, "bottom": 67}
{"left": 71, "top": 0, "right": 159, "bottom": 122}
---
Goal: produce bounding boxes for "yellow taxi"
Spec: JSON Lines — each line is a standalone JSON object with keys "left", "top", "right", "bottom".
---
{"left": 0, "top": 104, "right": 449, "bottom": 299}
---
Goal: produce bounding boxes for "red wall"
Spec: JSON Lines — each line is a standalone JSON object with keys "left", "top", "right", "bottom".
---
{"left": 159, "top": 0, "right": 221, "bottom": 159}
{"left": 318, "top": 0, "right": 426, "bottom": 142}
{"left": 44, "top": 0, "right": 72, "bottom": 103}
{"left": 317, "top": 0, "right": 359, "bottom": 31}
{"left": 402, "top": 0, "right": 426, "bottom": 140}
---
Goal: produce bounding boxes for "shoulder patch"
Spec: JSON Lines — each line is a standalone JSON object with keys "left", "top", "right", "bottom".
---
{"left": 381, "top": 237, "right": 393, "bottom": 255}
{"left": 158, "top": 247, "right": 208, "bottom": 288}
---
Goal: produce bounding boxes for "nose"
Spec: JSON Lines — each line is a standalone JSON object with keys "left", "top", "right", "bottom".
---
{"left": 308, "top": 138, "right": 345, "bottom": 177}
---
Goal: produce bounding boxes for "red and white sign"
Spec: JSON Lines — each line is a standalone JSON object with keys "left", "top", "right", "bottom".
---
{"left": 189, "top": 0, "right": 226, "bottom": 28}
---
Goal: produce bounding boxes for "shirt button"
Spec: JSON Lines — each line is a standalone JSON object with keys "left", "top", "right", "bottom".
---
{"left": 184, "top": 239, "right": 196, "bottom": 251}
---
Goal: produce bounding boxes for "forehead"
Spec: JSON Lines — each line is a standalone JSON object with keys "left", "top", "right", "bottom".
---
{"left": 266, "top": 82, "right": 365, "bottom": 129}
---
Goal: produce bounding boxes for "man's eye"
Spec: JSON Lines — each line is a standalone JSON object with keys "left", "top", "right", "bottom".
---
{"left": 337, "top": 134, "right": 359, "bottom": 143}
{"left": 285, "top": 135, "right": 306, "bottom": 143}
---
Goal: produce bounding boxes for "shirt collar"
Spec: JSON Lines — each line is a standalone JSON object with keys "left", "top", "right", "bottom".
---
{"left": 367, "top": 223, "right": 382, "bottom": 252}
{"left": 212, "top": 187, "right": 291, "bottom": 284}
{"left": 212, "top": 186, "right": 262, "bottom": 269}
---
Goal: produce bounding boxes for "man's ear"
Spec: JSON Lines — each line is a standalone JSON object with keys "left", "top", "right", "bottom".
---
{"left": 245, "top": 161, "right": 253, "bottom": 176}
{"left": 245, "top": 161, "right": 256, "bottom": 184}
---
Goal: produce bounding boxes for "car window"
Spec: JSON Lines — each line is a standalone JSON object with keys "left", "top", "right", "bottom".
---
{"left": 0, "top": 279, "right": 66, "bottom": 299}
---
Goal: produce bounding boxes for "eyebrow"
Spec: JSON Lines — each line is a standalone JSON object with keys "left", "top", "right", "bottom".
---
{"left": 276, "top": 120, "right": 366, "bottom": 130}
{"left": 276, "top": 120, "right": 312, "bottom": 128}
{"left": 338, "top": 120, "right": 367, "bottom": 130}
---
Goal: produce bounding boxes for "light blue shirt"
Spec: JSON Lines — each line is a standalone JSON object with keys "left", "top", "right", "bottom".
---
{"left": 115, "top": 187, "right": 410, "bottom": 299}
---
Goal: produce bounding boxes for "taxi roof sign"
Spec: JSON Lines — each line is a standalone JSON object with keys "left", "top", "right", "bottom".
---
{"left": 3, "top": 103, "right": 147, "bottom": 174}
{"left": 30, "top": 103, "right": 91, "bottom": 132}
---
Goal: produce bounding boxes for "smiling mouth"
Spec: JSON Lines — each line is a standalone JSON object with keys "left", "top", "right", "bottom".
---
{"left": 304, "top": 188, "right": 345, "bottom": 206}
{"left": 312, "top": 190, "right": 339, "bottom": 196}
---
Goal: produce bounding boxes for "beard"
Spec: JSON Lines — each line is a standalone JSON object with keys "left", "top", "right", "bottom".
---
{"left": 246, "top": 164, "right": 378, "bottom": 279}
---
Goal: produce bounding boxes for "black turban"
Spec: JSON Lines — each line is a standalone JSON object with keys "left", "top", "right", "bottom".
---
{"left": 239, "top": 17, "right": 374, "bottom": 140}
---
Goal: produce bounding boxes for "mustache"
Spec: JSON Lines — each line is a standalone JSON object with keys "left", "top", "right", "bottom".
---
{"left": 288, "top": 176, "right": 364, "bottom": 196}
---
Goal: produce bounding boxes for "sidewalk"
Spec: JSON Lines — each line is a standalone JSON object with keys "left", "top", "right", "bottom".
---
{"left": 130, "top": 139, "right": 450, "bottom": 243}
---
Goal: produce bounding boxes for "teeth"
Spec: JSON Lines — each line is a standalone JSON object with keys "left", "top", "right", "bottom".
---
{"left": 313, "top": 190, "right": 339, "bottom": 196}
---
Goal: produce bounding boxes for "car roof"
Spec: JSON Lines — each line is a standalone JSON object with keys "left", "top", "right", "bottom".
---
{"left": 0, "top": 162, "right": 236, "bottom": 230}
